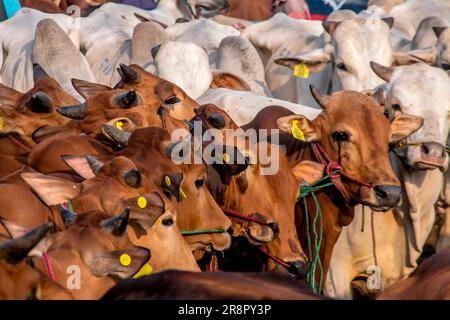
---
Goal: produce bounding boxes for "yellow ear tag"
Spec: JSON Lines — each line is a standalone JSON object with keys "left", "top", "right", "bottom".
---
{"left": 165, "top": 176, "right": 171, "bottom": 187}
{"left": 291, "top": 120, "right": 305, "bottom": 141}
{"left": 115, "top": 121, "right": 124, "bottom": 131}
{"left": 137, "top": 196, "right": 147, "bottom": 209}
{"left": 155, "top": 217, "right": 162, "bottom": 225}
{"left": 133, "top": 263, "right": 153, "bottom": 279}
{"left": 223, "top": 153, "right": 230, "bottom": 163}
{"left": 120, "top": 253, "right": 132, "bottom": 267}
{"left": 293, "top": 64, "right": 309, "bottom": 79}
{"left": 179, "top": 188, "right": 187, "bottom": 200}
{"left": 0, "top": 117, "right": 3, "bottom": 131}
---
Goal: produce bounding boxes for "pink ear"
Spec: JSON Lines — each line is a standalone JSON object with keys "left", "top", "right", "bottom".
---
{"left": 62, "top": 155, "right": 95, "bottom": 179}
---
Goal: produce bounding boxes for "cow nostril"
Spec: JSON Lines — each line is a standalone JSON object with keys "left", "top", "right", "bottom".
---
{"left": 374, "top": 186, "right": 388, "bottom": 199}
{"left": 288, "top": 260, "right": 310, "bottom": 278}
{"left": 226, "top": 226, "right": 233, "bottom": 235}
{"left": 422, "top": 144, "right": 430, "bottom": 155}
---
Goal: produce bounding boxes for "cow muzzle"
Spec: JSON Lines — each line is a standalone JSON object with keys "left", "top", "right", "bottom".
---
{"left": 416, "top": 142, "right": 448, "bottom": 172}
{"left": 373, "top": 185, "right": 401, "bottom": 210}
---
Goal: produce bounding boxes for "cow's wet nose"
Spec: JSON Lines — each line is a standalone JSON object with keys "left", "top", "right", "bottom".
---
{"left": 226, "top": 226, "right": 233, "bottom": 236}
{"left": 374, "top": 185, "right": 401, "bottom": 207}
{"left": 287, "top": 260, "right": 310, "bottom": 278}
{"left": 421, "top": 142, "right": 446, "bottom": 165}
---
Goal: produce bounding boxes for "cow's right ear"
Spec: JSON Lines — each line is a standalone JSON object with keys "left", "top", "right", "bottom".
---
{"left": 275, "top": 46, "right": 333, "bottom": 74}
{"left": 61, "top": 155, "right": 97, "bottom": 179}
{"left": 390, "top": 114, "right": 424, "bottom": 143}
{"left": 210, "top": 71, "right": 251, "bottom": 91}
{"left": 393, "top": 48, "right": 436, "bottom": 66}
{"left": 291, "top": 161, "right": 325, "bottom": 185}
{"left": 71, "top": 79, "right": 112, "bottom": 99}
{"left": 276, "top": 115, "right": 320, "bottom": 142}
{"left": 20, "top": 172, "right": 80, "bottom": 206}
{"left": 0, "top": 83, "right": 22, "bottom": 108}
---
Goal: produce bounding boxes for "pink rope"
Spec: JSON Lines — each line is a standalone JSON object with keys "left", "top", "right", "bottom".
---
{"left": 42, "top": 252, "right": 56, "bottom": 282}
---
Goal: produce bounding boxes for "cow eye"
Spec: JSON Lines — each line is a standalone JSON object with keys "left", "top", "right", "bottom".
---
{"left": 195, "top": 178, "right": 205, "bottom": 188}
{"left": 162, "top": 217, "right": 174, "bottom": 226}
{"left": 164, "top": 96, "right": 181, "bottom": 105}
{"left": 392, "top": 103, "right": 401, "bottom": 112}
{"left": 336, "top": 62, "right": 348, "bottom": 71}
{"left": 332, "top": 131, "right": 350, "bottom": 142}
{"left": 383, "top": 109, "right": 390, "bottom": 119}
{"left": 441, "top": 63, "right": 450, "bottom": 71}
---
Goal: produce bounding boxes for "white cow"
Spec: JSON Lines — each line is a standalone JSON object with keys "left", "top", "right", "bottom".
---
{"left": 325, "top": 62, "right": 450, "bottom": 299}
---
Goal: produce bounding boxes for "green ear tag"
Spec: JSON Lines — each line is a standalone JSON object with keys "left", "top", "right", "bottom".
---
{"left": 291, "top": 120, "right": 305, "bottom": 141}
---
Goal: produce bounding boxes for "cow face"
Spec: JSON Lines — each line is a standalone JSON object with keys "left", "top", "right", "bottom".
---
{"left": 111, "top": 128, "right": 232, "bottom": 253}
{"left": 0, "top": 69, "right": 78, "bottom": 146}
{"left": 434, "top": 26, "right": 450, "bottom": 71}
{"left": 278, "top": 87, "right": 423, "bottom": 210}
{"left": 275, "top": 17, "right": 394, "bottom": 93}
{"left": 33, "top": 211, "right": 151, "bottom": 300}
{"left": 114, "top": 64, "right": 198, "bottom": 121}
{"left": 371, "top": 62, "right": 450, "bottom": 172}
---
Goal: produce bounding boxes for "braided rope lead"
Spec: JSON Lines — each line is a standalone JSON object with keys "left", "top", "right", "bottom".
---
{"left": 181, "top": 229, "right": 225, "bottom": 236}
{"left": 296, "top": 170, "right": 341, "bottom": 294}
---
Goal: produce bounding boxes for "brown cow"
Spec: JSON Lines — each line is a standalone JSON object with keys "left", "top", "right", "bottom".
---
{"left": 0, "top": 223, "right": 73, "bottom": 300}
{"left": 102, "top": 270, "right": 326, "bottom": 300}
{"left": 242, "top": 86, "right": 423, "bottom": 288}
{"left": 378, "top": 249, "right": 450, "bottom": 300}
{"left": 29, "top": 209, "right": 152, "bottom": 300}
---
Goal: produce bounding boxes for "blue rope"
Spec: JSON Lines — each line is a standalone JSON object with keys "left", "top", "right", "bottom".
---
{"left": 3, "top": 0, "right": 21, "bottom": 18}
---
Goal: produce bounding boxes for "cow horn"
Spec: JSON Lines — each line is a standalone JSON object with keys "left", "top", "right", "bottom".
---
{"left": 115, "top": 90, "right": 141, "bottom": 109}
{"left": 102, "top": 208, "right": 130, "bottom": 236}
{"left": 151, "top": 44, "right": 161, "bottom": 60}
{"left": 30, "top": 91, "right": 53, "bottom": 113}
{"left": 0, "top": 223, "right": 52, "bottom": 264}
{"left": 310, "top": 85, "right": 330, "bottom": 109}
{"left": 56, "top": 102, "right": 88, "bottom": 120}
{"left": 322, "top": 21, "right": 341, "bottom": 35}
{"left": 207, "top": 112, "right": 226, "bottom": 129}
{"left": 118, "top": 64, "right": 141, "bottom": 85}
{"left": 32, "top": 63, "right": 50, "bottom": 82}
{"left": 381, "top": 17, "right": 394, "bottom": 29}
{"left": 60, "top": 206, "right": 76, "bottom": 226}
{"left": 433, "top": 26, "right": 447, "bottom": 38}
{"left": 101, "top": 124, "right": 131, "bottom": 146}
{"left": 165, "top": 139, "right": 191, "bottom": 159}
{"left": 85, "top": 155, "right": 104, "bottom": 176}
{"left": 370, "top": 61, "right": 394, "bottom": 82}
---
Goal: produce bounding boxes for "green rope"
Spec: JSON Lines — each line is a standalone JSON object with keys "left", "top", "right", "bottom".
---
{"left": 67, "top": 199, "right": 74, "bottom": 213}
{"left": 181, "top": 229, "right": 226, "bottom": 236}
{"left": 296, "top": 170, "right": 341, "bottom": 294}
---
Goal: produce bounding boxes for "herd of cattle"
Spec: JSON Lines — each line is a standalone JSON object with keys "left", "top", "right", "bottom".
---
{"left": 1, "top": 0, "right": 450, "bottom": 300}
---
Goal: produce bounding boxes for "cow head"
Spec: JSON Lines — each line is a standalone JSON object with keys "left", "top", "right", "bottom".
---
{"left": 277, "top": 86, "right": 423, "bottom": 210}
{"left": 0, "top": 64, "right": 78, "bottom": 146}
{"left": 371, "top": 62, "right": 449, "bottom": 172}
{"left": 433, "top": 26, "right": 450, "bottom": 71}
{"left": 32, "top": 210, "right": 151, "bottom": 300}
{"left": 115, "top": 64, "right": 198, "bottom": 121}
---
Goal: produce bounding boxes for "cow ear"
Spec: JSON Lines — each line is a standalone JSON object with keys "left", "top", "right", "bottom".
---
{"left": 61, "top": 155, "right": 96, "bottom": 179}
{"left": 20, "top": 172, "right": 80, "bottom": 206}
{"left": 0, "top": 83, "right": 22, "bottom": 108}
{"left": 276, "top": 115, "right": 319, "bottom": 142}
{"left": 291, "top": 160, "right": 325, "bottom": 185}
{"left": 275, "top": 47, "right": 333, "bottom": 74}
{"left": 85, "top": 246, "right": 151, "bottom": 279}
{"left": 71, "top": 79, "right": 112, "bottom": 99}
{"left": 433, "top": 26, "right": 448, "bottom": 38}
{"left": 390, "top": 114, "right": 424, "bottom": 143}
{"left": 210, "top": 71, "right": 251, "bottom": 91}
{"left": 393, "top": 48, "right": 436, "bottom": 66}
{"left": 125, "top": 192, "right": 166, "bottom": 233}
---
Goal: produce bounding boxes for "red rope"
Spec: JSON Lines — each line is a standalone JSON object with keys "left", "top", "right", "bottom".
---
{"left": 222, "top": 208, "right": 271, "bottom": 226}
{"left": 257, "top": 246, "right": 291, "bottom": 268}
{"left": 42, "top": 252, "right": 56, "bottom": 282}
{"left": 7, "top": 135, "right": 32, "bottom": 152}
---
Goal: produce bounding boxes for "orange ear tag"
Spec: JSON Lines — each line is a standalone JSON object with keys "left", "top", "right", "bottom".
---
{"left": 293, "top": 64, "right": 309, "bottom": 79}
{"left": 119, "top": 253, "right": 132, "bottom": 267}
{"left": 137, "top": 196, "right": 147, "bottom": 209}
{"left": 291, "top": 120, "right": 305, "bottom": 141}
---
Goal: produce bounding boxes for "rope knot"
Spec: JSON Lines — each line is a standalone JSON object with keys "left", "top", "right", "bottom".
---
{"left": 326, "top": 162, "right": 342, "bottom": 179}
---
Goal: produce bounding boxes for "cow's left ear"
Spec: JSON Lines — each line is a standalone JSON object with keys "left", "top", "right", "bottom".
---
{"left": 390, "top": 114, "right": 424, "bottom": 143}
{"left": 61, "top": 155, "right": 97, "bottom": 179}
{"left": 275, "top": 44, "right": 333, "bottom": 75}
{"left": 71, "top": 79, "right": 112, "bottom": 99}
{"left": 85, "top": 246, "right": 151, "bottom": 279}
{"left": 210, "top": 71, "right": 251, "bottom": 91}
{"left": 291, "top": 160, "right": 325, "bottom": 185}
{"left": 21, "top": 172, "right": 81, "bottom": 206}
{"left": 276, "top": 115, "right": 320, "bottom": 142}
{"left": 393, "top": 48, "right": 436, "bottom": 66}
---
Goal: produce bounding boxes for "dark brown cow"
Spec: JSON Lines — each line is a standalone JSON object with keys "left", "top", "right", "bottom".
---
{"left": 102, "top": 270, "right": 326, "bottom": 300}
{"left": 378, "top": 249, "right": 450, "bottom": 300}
{"left": 0, "top": 223, "right": 73, "bottom": 300}
{"left": 243, "top": 86, "right": 423, "bottom": 288}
